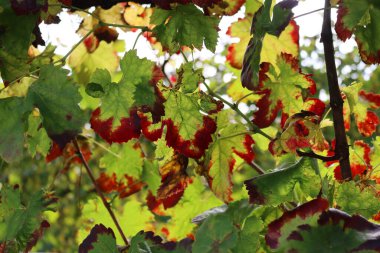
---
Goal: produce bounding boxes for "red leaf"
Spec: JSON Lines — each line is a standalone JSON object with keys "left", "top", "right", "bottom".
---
{"left": 96, "top": 172, "right": 145, "bottom": 198}
{"left": 357, "top": 111, "right": 379, "bottom": 137}
{"left": 157, "top": 153, "right": 192, "bottom": 209}
{"left": 359, "top": 90, "right": 380, "bottom": 109}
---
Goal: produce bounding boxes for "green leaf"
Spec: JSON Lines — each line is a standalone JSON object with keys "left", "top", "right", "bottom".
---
{"left": 27, "top": 65, "right": 87, "bottom": 146}
{"left": 26, "top": 113, "right": 51, "bottom": 157}
{"left": 141, "top": 159, "right": 161, "bottom": 193}
{"left": 96, "top": 50, "right": 155, "bottom": 127}
{"left": 335, "top": 181, "right": 380, "bottom": 218}
{"left": 151, "top": 4, "right": 219, "bottom": 52}
{"left": 193, "top": 213, "right": 239, "bottom": 253}
{"left": 233, "top": 216, "right": 263, "bottom": 253}
{"left": 99, "top": 142, "right": 143, "bottom": 179}
{"left": 0, "top": 1, "right": 39, "bottom": 82}
{"left": 245, "top": 157, "right": 321, "bottom": 205}
{"left": 177, "top": 62, "right": 204, "bottom": 93}
{"left": 85, "top": 69, "right": 112, "bottom": 98}
{"left": 68, "top": 41, "right": 122, "bottom": 84}
{"left": 163, "top": 177, "right": 223, "bottom": 240}
{"left": 0, "top": 97, "right": 30, "bottom": 162}
{"left": 0, "top": 186, "right": 47, "bottom": 249}
{"left": 207, "top": 123, "right": 249, "bottom": 202}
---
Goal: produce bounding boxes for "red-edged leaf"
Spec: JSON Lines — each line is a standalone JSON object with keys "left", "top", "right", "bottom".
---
{"left": 78, "top": 224, "right": 118, "bottom": 253}
{"left": 342, "top": 83, "right": 380, "bottom": 137}
{"left": 156, "top": 153, "right": 192, "bottom": 209}
{"left": 207, "top": 122, "right": 255, "bottom": 202}
{"left": 333, "top": 140, "right": 371, "bottom": 180}
{"left": 266, "top": 198, "right": 329, "bottom": 249}
{"left": 162, "top": 90, "right": 217, "bottom": 159}
{"left": 24, "top": 220, "right": 50, "bottom": 253}
{"left": 335, "top": 0, "right": 380, "bottom": 64}
{"left": 267, "top": 198, "right": 380, "bottom": 252}
{"left": 206, "top": 0, "right": 246, "bottom": 16}
{"left": 359, "top": 90, "right": 380, "bottom": 109}
{"left": 252, "top": 54, "right": 316, "bottom": 128}
{"left": 90, "top": 108, "right": 142, "bottom": 144}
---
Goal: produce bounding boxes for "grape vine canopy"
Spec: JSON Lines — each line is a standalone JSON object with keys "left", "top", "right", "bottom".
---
{"left": 1, "top": 0, "right": 380, "bottom": 252}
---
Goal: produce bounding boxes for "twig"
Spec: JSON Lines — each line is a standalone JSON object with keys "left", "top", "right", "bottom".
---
{"left": 292, "top": 6, "right": 336, "bottom": 20}
{"left": 321, "top": 0, "right": 351, "bottom": 179}
{"left": 132, "top": 30, "right": 144, "bottom": 50}
{"left": 73, "top": 139, "right": 129, "bottom": 247}
{"left": 236, "top": 92, "right": 255, "bottom": 105}
{"left": 248, "top": 161, "right": 266, "bottom": 175}
{"left": 296, "top": 150, "right": 338, "bottom": 162}
{"left": 203, "top": 81, "right": 273, "bottom": 141}
{"left": 56, "top": 28, "right": 95, "bottom": 64}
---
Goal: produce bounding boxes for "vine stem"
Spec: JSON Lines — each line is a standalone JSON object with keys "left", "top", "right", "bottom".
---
{"left": 320, "top": 0, "right": 351, "bottom": 179}
{"left": 203, "top": 81, "right": 273, "bottom": 141}
{"left": 248, "top": 161, "right": 266, "bottom": 175}
{"left": 73, "top": 139, "right": 129, "bottom": 247}
{"left": 292, "top": 6, "right": 337, "bottom": 20}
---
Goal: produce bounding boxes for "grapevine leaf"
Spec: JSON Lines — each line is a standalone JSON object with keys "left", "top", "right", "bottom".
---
{"left": 277, "top": 113, "right": 327, "bottom": 154}
{"left": 244, "top": 157, "right": 321, "bottom": 205}
{"left": 68, "top": 40, "right": 122, "bottom": 85}
{"left": 163, "top": 90, "right": 217, "bottom": 159}
{"left": 99, "top": 142, "right": 143, "bottom": 179}
{"left": 206, "top": 123, "right": 254, "bottom": 202}
{"left": 240, "top": 0, "right": 298, "bottom": 88}
{"left": 332, "top": 140, "right": 371, "bottom": 180}
{"left": 155, "top": 153, "right": 191, "bottom": 209}
{"left": 90, "top": 51, "right": 164, "bottom": 144}
{"left": 192, "top": 213, "right": 239, "bottom": 253}
{"left": 158, "top": 177, "right": 224, "bottom": 240}
{"left": 252, "top": 54, "right": 316, "bottom": 128}
{"left": 123, "top": 2, "right": 153, "bottom": 27}
{"left": 26, "top": 113, "right": 52, "bottom": 157}
{"left": 141, "top": 159, "right": 161, "bottom": 193}
{"left": 335, "top": 181, "right": 380, "bottom": 219}
{"left": 267, "top": 198, "right": 380, "bottom": 252}
{"left": 177, "top": 63, "right": 204, "bottom": 93}
{"left": 27, "top": 65, "right": 87, "bottom": 148}
{"left": 233, "top": 216, "right": 263, "bottom": 253}
{"left": 335, "top": 0, "right": 380, "bottom": 64}
{"left": 151, "top": 4, "right": 219, "bottom": 52}
{"left": 227, "top": 17, "right": 299, "bottom": 70}
{"left": 0, "top": 1, "right": 39, "bottom": 83}
{"left": 0, "top": 186, "right": 50, "bottom": 251}
{"left": 78, "top": 224, "right": 118, "bottom": 253}
{"left": 342, "top": 82, "right": 380, "bottom": 137}
{"left": 85, "top": 68, "right": 112, "bottom": 98}
{"left": 206, "top": 0, "right": 246, "bottom": 16}
{"left": 95, "top": 50, "right": 154, "bottom": 125}
{"left": 0, "top": 97, "right": 31, "bottom": 162}
{"left": 78, "top": 197, "right": 154, "bottom": 242}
